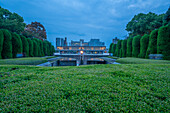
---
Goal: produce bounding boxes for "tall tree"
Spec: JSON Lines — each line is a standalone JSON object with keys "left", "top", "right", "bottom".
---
{"left": 0, "top": 30, "right": 4, "bottom": 59}
{"left": 27, "top": 38, "right": 33, "bottom": 57}
{"left": 122, "top": 40, "right": 127, "bottom": 57}
{"left": 146, "top": 29, "right": 158, "bottom": 57}
{"left": 0, "top": 7, "right": 26, "bottom": 34}
{"left": 22, "top": 22, "right": 47, "bottom": 40}
{"left": 138, "top": 34, "right": 149, "bottom": 58}
{"left": 132, "top": 35, "right": 141, "bottom": 57}
{"left": 127, "top": 37, "right": 133, "bottom": 57}
{"left": 163, "top": 7, "right": 170, "bottom": 25}
{"left": 109, "top": 43, "right": 113, "bottom": 53}
{"left": 115, "top": 40, "right": 122, "bottom": 57}
{"left": 20, "top": 35, "right": 29, "bottom": 57}
{"left": 11, "top": 33, "right": 22, "bottom": 58}
{"left": 157, "top": 25, "right": 170, "bottom": 60}
{"left": 126, "top": 12, "right": 164, "bottom": 37}
{"left": 1, "top": 29, "right": 12, "bottom": 59}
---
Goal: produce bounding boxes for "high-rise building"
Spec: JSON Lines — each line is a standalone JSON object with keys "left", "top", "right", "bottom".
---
{"left": 56, "top": 37, "right": 67, "bottom": 48}
{"left": 112, "top": 37, "right": 119, "bottom": 44}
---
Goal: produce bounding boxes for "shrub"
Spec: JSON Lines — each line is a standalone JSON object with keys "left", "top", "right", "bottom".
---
{"left": 27, "top": 38, "right": 33, "bottom": 57}
{"left": 43, "top": 41, "right": 48, "bottom": 56}
{"left": 122, "top": 40, "right": 127, "bottom": 57}
{"left": 11, "top": 33, "right": 23, "bottom": 58}
{"left": 40, "top": 40, "right": 44, "bottom": 56}
{"left": 112, "top": 44, "right": 116, "bottom": 56}
{"left": 20, "top": 35, "right": 29, "bottom": 57}
{"left": 132, "top": 35, "right": 141, "bottom": 57}
{"left": 146, "top": 29, "right": 158, "bottom": 58}
{"left": 138, "top": 34, "right": 149, "bottom": 58}
{"left": 109, "top": 43, "right": 113, "bottom": 53}
{"left": 33, "top": 40, "right": 38, "bottom": 57}
{"left": 157, "top": 25, "right": 170, "bottom": 60}
{"left": 127, "top": 37, "right": 133, "bottom": 57}
{"left": 115, "top": 40, "right": 122, "bottom": 57}
{"left": 0, "top": 30, "right": 4, "bottom": 59}
{"left": 1, "top": 29, "right": 12, "bottom": 59}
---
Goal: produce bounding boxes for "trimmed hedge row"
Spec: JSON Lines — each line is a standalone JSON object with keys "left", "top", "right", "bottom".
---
{"left": 0, "top": 29, "right": 55, "bottom": 59}
{"left": 109, "top": 25, "right": 170, "bottom": 60}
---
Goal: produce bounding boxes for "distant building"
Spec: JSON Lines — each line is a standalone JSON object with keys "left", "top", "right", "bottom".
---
{"left": 56, "top": 37, "right": 67, "bottom": 48}
{"left": 56, "top": 38, "right": 106, "bottom": 54}
{"left": 112, "top": 37, "right": 119, "bottom": 44}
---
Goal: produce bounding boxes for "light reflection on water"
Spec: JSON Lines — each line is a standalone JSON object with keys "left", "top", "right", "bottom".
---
{"left": 88, "top": 58, "right": 104, "bottom": 61}
{"left": 60, "top": 58, "right": 77, "bottom": 61}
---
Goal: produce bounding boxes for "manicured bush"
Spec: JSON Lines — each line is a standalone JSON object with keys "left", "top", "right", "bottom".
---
{"left": 33, "top": 38, "right": 41, "bottom": 56}
{"left": 115, "top": 40, "right": 122, "bottom": 57}
{"left": 20, "top": 35, "right": 29, "bottom": 57}
{"left": 112, "top": 44, "right": 116, "bottom": 56}
{"left": 0, "top": 30, "right": 4, "bottom": 59}
{"left": 1, "top": 29, "right": 12, "bottom": 59}
{"left": 33, "top": 40, "right": 38, "bottom": 57}
{"left": 122, "top": 40, "right": 127, "bottom": 57}
{"left": 11, "top": 33, "right": 23, "bottom": 58}
{"left": 132, "top": 35, "right": 141, "bottom": 57}
{"left": 138, "top": 34, "right": 149, "bottom": 58}
{"left": 43, "top": 41, "right": 48, "bottom": 56}
{"left": 109, "top": 43, "right": 113, "bottom": 53}
{"left": 40, "top": 40, "right": 44, "bottom": 56}
{"left": 51, "top": 45, "right": 55, "bottom": 55}
{"left": 27, "top": 38, "right": 33, "bottom": 57}
{"left": 157, "top": 25, "right": 170, "bottom": 60}
{"left": 127, "top": 37, "right": 133, "bottom": 57}
{"left": 148, "top": 29, "right": 158, "bottom": 54}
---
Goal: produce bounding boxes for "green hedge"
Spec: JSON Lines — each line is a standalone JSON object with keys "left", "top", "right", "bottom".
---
{"left": 33, "top": 40, "right": 38, "bottom": 57}
{"left": 11, "top": 33, "right": 23, "bottom": 58}
{"left": 132, "top": 35, "right": 141, "bottom": 57}
{"left": 157, "top": 25, "right": 170, "bottom": 60}
{"left": 112, "top": 44, "right": 116, "bottom": 56}
{"left": 122, "top": 40, "right": 127, "bottom": 57}
{"left": 139, "top": 34, "right": 149, "bottom": 58}
{"left": 1, "top": 29, "right": 12, "bottom": 59}
{"left": 116, "top": 40, "right": 122, "bottom": 57}
{"left": 0, "top": 30, "right": 4, "bottom": 59}
{"left": 127, "top": 37, "right": 133, "bottom": 57}
{"left": 20, "top": 35, "right": 29, "bottom": 57}
{"left": 27, "top": 38, "right": 33, "bottom": 57}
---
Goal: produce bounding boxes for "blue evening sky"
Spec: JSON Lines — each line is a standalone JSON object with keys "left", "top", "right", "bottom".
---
{"left": 0, "top": 0, "right": 169, "bottom": 47}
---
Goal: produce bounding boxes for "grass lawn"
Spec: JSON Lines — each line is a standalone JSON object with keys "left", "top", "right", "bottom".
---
{"left": 0, "top": 64, "right": 169, "bottom": 112}
{"left": 0, "top": 57, "right": 48, "bottom": 65}
{"left": 116, "top": 57, "right": 170, "bottom": 64}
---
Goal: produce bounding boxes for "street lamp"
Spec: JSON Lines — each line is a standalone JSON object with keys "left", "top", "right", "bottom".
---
{"left": 80, "top": 51, "right": 83, "bottom": 55}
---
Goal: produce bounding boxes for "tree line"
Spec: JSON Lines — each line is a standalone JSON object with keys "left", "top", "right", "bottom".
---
{"left": 0, "top": 29, "right": 55, "bottom": 59}
{"left": 0, "top": 6, "right": 55, "bottom": 59}
{"left": 109, "top": 7, "right": 170, "bottom": 60}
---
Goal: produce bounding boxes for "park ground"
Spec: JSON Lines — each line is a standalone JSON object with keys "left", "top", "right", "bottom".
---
{"left": 0, "top": 58, "right": 169, "bottom": 112}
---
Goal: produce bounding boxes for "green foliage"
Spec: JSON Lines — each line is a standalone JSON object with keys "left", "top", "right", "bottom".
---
{"left": 116, "top": 57, "right": 170, "bottom": 64}
{"left": 146, "top": 29, "right": 158, "bottom": 58}
{"left": 108, "top": 43, "right": 113, "bottom": 53}
{"left": 132, "top": 35, "right": 141, "bottom": 57}
{"left": 121, "top": 40, "right": 127, "bottom": 57}
{"left": 138, "top": 34, "right": 149, "bottom": 58}
{"left": 0, "top": 57, "right": 47, "bottom": 65}
{"left": 0, "top": 7, "right": 26, "bottom": 34}
{"left": 115, "top": 40, "right": 122, "bottom": 57}
{"left": 43, "top": 41, "right": 48, "bottom": 56}
{"left": 157, "top": 25, "right": 170, "bottom": 60}
{"left": 126, "top": 12, "right": 164, "bottom": 36}
{"left": 112, "top": 44, "right": 116, "bottom": 55}
{"left": 20, "top": 35, "right": 29, "bottom": 57}
{"left": 163, "top": 7, "right": 170, "bottom": 25}
{"left": 127, "top": 37, "right": 133, "bottom": 57}
{"left": 11, "top": 33, "right": 22, "bottom": 58}
{"left": 1, "top": 29, "right": 12, "bottom": 59}
{"left": 32, "top": 40, "right": 38, "bottom": 57}
{"left": 27, "top": 38, "right": 33, "bottom": 57}
{"left": 0, "top": 30, "right": 4, "bottom": 59}
{"left": 0, "top": 64, "right": 169, "bottom": 112}
{"left": 40, "top": 40, "right": 44, "bottom": 56}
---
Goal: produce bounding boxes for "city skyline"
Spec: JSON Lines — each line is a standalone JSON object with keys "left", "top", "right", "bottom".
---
{"left": 0, "top": 0, "right": 169, "bottom": 47}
